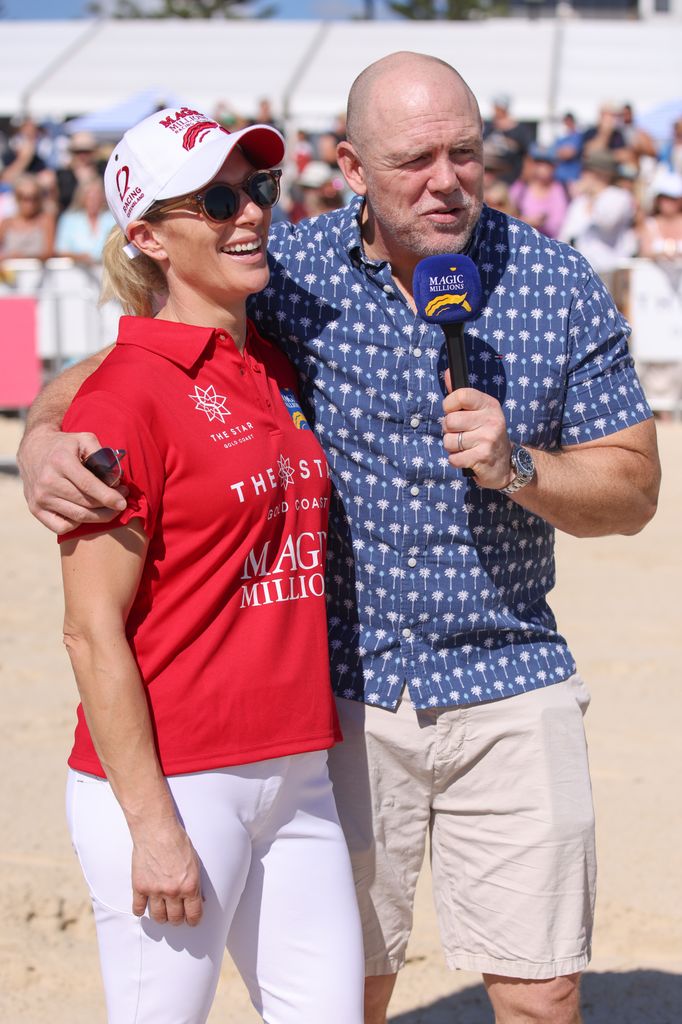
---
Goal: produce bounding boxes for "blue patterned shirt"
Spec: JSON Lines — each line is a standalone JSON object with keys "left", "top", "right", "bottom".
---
{"left": 248, "top": 198, "right": 651, "bottom": 709}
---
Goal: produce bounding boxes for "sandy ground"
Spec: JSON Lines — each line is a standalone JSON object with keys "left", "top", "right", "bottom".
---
{"left": 1, "top": 414, "right": 680, "bottom": 1024}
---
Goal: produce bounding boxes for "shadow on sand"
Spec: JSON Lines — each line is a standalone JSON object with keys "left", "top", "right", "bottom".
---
{"left": 388, "top": 969, "right": 682, "bottom": 1024}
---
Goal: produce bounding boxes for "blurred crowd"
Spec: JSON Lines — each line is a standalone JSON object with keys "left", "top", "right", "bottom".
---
{"left": 1, "top": 95, "right": 681, "bottom": 411}
{"left": 2, "top": 96, "right": 681, "bottom": 275}
{"left": 0, "top": 102, "right": 350, "bottom": 273}
{"left": 482, "top": 96, "right": 682, "bottom": 288}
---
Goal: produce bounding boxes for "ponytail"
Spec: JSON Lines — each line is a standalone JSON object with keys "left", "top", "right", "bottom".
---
{"left": 100, "top": 225, "right": 167, "bottom": 318}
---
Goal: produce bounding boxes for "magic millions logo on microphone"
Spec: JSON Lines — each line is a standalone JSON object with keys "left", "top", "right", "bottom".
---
{"left": 424, "top": 265, "right": 473, "bottom": 319}
{"left": 412, "top": 253, "right": 483, "bottom": 325}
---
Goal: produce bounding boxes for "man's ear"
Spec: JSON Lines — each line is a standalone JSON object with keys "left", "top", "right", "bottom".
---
{"left": 127, "top": 220, "right": 169, "bottom": 263}
{"left": 336, "top": 140, "right": 367, "bottom": 197}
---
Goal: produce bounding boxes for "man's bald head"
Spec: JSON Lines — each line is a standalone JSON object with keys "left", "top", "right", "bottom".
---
{"left": 346, "top": 52, "right": 480, "bottom": 156}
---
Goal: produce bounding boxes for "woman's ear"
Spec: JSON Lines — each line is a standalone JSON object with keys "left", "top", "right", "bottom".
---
{"left": 336, "top": 140, "right": 367, "bottom": 197}
{"left": 128, "top": 220, "right": 169, "bottom": 263}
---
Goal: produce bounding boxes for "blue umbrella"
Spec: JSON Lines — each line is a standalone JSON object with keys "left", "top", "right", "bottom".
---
{"left": 65, "top": 89, "right": 183, "bottom": 141}
{"left": 637, "top": 98, "right": 682, "bottom": 144}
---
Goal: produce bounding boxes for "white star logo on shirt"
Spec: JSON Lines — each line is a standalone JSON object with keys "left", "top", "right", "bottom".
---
{"left": 277, "top": 455, "right": 295, "bottom": 489}
{"left": 188, "top": 384, "right": 230, "bottom": 423}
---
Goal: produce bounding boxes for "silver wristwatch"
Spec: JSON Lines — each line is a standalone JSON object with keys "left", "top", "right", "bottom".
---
{"left": 500, "top": 444, "right": 535, "bottom": 495}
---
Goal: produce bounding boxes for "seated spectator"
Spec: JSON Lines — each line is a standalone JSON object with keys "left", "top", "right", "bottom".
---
{"left": 288, "top": 161, "right": 345, "bottom": 223}
{"left": 0, "top": 174, "right": 55, "bottom": 261}
{"left": 316, "top": 113, "right": 347, "bottom": 171}
{"left": 560, "top": 151, "right": 636, "bottom": 293}
{"left": 56, "top": 131, "right": 103, "bottom": 213}
{"left": 252, "top": 97, "right": 283, "bottom": 136}
{"left": 634, "top": 168, "right": 682, "bottom": 420}
{"left": 583, "top": 103, "right": 656, "bottom": 176}
{"left": 0, "top": 117, "right": 48, "bottom": 185}
{"left": 294, "top": 128, "right": 314, "bottom": 174}
{"left": 637, "top": 168, "right": 682, "bottom": 259}
{"left": 484, "top": 179, "right": 518, "bottom": 218}
{"left": 213, "top": 101, "right": 247, "bottom": 131}
{"left": 482, "top": 94, "right": 531, "bottom": 185}
{"left": 582, "top": 104, "right": 627, "bottom": 160}
{"left": 552, "top": 112, "right": 584, "bottom": 192}
{"left": 619, "top": 103, "right": 658, "bottom": 167}
{"left": 510, "top": 144, "right": 568, "bottom": 238}
{"left": 54, "top": 177, "right": 115, "bottom": 265}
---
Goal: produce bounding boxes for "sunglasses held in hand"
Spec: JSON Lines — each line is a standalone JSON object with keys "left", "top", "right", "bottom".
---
{"left": 83, "top": 447, "right": 127, "bottom": 487}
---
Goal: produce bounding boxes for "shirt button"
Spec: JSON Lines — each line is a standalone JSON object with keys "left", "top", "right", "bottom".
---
{"left": 402, "top": 627, "right": 412, "bottom": 639}
{"left": 410, "top": 416, "right": 420, "bottom": 428}
{"left": 407, "top": 557, "right": 417, "bottom": 568}
{"left": 410, "top": 485, "right": 419, "bottom": 496}
{"left": 413, "top": 347, "right": 422, "bottom": 357}
{"left": 383, "top": 284, "right": 394, "bottom": 295}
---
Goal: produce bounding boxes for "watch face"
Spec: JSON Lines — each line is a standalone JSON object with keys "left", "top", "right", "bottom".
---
{"left": 515, "top": 446, "right": 534, "bottom": 477}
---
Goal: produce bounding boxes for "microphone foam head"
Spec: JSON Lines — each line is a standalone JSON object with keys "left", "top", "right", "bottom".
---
{"left": 412, "top": 254, "right": 483, "bottom": 324}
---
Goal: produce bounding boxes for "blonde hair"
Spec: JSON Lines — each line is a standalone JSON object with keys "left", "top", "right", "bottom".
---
{"left": 100, "top": 224, "right": 167, "bottom": 317}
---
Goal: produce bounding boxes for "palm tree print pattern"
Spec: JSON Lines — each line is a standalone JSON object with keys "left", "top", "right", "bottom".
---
{"left": 248, "top": 199, "right": 651, "bottom": 709}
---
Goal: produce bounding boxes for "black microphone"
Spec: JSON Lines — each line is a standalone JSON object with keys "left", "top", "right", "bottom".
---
{"left": 412, "top": 253, "right": 483, "bottom": 477}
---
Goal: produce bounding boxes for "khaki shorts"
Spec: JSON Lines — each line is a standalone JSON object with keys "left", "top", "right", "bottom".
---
{"left": 328, "top": 675, "right": 596, "bottom": 980}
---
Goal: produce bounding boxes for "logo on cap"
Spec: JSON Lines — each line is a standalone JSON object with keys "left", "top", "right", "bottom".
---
{"left": 183, "top": 120, "right": 230, "bottom": 152}
{"left": 116, "top": 166, "right": 130, "bottom": 200}
{"left": 158, "top": 107, "right": 230, "bottom": 151}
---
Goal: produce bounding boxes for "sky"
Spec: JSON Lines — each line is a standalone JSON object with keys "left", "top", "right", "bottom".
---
{"left": 1, "top": 0, "right": 376, "bottom": 19}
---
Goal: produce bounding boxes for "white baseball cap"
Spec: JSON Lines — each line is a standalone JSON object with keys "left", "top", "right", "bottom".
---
{"left": 104, "top": 106, "right": 285, "bottom": 251}
{"left": 651, "top": 168, "right": 682, "bottom": 200}
{"left": 297, "top": 160, "right": 336, "bottom": 189}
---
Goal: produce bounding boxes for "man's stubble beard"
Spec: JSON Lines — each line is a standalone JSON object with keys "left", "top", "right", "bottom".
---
{"left": 373, "top": 192, "right": 483, "bottom": 261}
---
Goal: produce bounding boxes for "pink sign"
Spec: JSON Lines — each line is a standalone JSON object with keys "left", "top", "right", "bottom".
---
{"left": 0, "top": 297, "right": 41, "bottom": 408}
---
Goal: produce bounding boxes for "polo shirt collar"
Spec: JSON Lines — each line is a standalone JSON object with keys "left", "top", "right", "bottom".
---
{"left": 340, "top": 193, "right": 489, "bottom": 270}
{"left": 116, "top": 316, "right": 220, "bottom": 370}
{"left": 341, "top": 195, "right": 386, "bottom": 270}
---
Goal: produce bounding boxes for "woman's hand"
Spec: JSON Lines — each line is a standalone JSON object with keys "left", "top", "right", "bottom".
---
{"left": 131, "top": 817, "right": 204, "bottom": 926}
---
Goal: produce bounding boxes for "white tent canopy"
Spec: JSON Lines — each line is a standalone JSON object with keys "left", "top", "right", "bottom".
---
{"left": 1, "top": 18, "right": 681, "bottom": 133}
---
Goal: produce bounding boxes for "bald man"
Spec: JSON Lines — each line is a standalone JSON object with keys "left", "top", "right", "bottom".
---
{"left": 20, "top": 54, "right": 659, "bottom": 1024}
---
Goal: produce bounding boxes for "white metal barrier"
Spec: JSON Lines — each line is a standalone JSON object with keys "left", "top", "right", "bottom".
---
{"left": 1, "top": 255, "right": 680, "bottom": 414}
{"left": 619, "top": 258, "right": 682, "bottom": 417}
{"left": 0, "top": 258, "right": 122, "bottom": 373}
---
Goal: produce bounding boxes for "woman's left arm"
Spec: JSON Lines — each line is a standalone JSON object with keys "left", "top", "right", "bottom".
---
{"left": 60, "top": 522, "right": 203, "bottom": 926}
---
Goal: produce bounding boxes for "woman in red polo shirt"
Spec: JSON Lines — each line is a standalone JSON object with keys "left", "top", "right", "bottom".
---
{"left": 58, "top": 109, "right": 363, "bottom": 1024}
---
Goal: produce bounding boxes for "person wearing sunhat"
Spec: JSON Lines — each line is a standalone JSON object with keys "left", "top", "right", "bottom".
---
{"left": 638, "top": 167, "right": 682, "bottom": 259}
{"left": 289, "top": 159, "right": 346, "bottom": 221}
{"left": 56, "top": 107, "right": 364, "bottom": 1023}
{"left": 635, "top": 167, "right": 682, "bottom": 419}
{"left": 510, "top": 142, "right": 568, "bottom": 238}
{"left": 560, "top": 149, "right": 637, "bottom": 291}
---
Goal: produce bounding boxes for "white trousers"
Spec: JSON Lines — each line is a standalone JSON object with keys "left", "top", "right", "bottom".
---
{"left": 66, "top": 750, "right": 364, "bottom": 1024}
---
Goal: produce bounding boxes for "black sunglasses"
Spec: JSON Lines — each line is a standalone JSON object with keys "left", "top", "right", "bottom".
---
{"left": 83, "top": 447, "right": 126, "bottom": 487}
{"left": 151, "top": 169, "right": 282, "bottom": 223}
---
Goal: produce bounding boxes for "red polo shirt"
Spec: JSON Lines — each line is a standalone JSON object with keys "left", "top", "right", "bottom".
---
{"left": 61, "top": 316, "right": 340, "bottom": 777}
